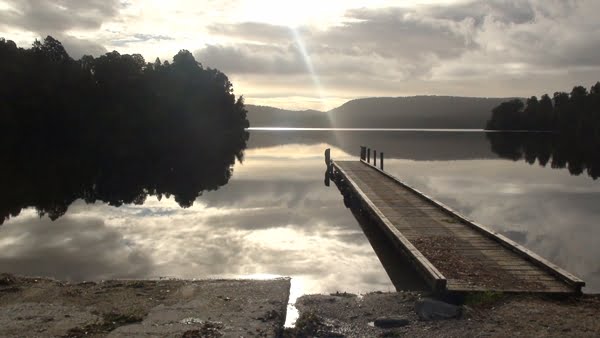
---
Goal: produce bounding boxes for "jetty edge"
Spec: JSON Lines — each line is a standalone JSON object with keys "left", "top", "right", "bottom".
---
{"left": 327, "top": 146, "right": 584, "bottom": 295}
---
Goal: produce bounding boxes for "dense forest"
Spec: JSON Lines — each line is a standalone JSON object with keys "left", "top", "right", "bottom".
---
{"left": 0, "top": 36, "right": 249, "bottom": 224}
{"left": 486, "top": 83, "right": 600, "bottom": 179}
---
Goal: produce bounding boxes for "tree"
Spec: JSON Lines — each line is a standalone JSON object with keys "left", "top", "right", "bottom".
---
{"left": 0, "top": 36, "right": 249, "bottom": 225}
{"left": 538, "top": 94, "right": 553, "bottom": 129}
{"left": 486, "top": 82, "right": 600, "bottom": 181}
{"left": 173, "top": 49, "right": 200, "bottom": 69}
{"left": 487, "top": 99, "right": 524, "bottom": 130}
{"left": 33, "top": 36, "right": 71, "bottom": 62}
{"left": 553, "top": 91, "right": 570, "bottom": 128}
{"left": 523, "top": 96, "right": 539, "bottom": 129}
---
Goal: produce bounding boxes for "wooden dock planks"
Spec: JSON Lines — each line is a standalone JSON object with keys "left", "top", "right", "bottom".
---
{"left": 332, "top": 160, "right": 584, "bottom": 294}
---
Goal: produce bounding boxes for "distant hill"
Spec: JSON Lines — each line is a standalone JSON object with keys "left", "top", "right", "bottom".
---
{"left": 245, "top": 104, "right": 331, "bottom": 128}
{"left": 246, "top": 96, "right": 516, "bottom": 129}
{"left": 328, "top": 96, "right": 515, "bottom": 129}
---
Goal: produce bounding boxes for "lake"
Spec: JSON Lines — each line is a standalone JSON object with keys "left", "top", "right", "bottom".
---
{"left": 1, "top": 130, "right": 599, "bottom": 304}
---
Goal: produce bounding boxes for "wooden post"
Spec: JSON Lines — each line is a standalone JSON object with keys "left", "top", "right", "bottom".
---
{"left": 324, "top": 148, "right": 332, "bottom": 176}
{"left": 374, "top": 150, "right": 377, "bottom": 166}
{"left": 367, "top": 148, "right": 371, "bottom": 163}
{"left": 380, "top": 152, "right": 384, "bottom": 170}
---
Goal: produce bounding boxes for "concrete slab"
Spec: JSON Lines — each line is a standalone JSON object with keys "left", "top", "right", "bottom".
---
{"left": 0, "top": 274, "right": 290, "bottom": 338}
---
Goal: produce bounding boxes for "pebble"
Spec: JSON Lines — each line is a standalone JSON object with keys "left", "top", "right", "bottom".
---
{"left": 415, "top": 298, "right": 461, "bottom": 321}
{"left": 374, "top": 316, "right": 410, "bottom": 328}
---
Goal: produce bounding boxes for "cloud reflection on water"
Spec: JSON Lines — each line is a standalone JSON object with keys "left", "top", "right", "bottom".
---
{"left": 0, "top": 144, "right": 395, "bottom": 297}
{"left": 0, "top": 214, "right": 153, "bottom": 281}
{"left": 1, "top": 132, "right": 600, "bottom": 295}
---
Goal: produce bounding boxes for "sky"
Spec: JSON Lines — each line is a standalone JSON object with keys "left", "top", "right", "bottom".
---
{"left": 1, "top": 0, "right": 600, "bottom": 110}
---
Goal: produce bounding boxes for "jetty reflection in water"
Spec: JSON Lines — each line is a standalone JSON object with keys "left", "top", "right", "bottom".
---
{"left": 348, "top": 207, "right": 428, "bottom": 291}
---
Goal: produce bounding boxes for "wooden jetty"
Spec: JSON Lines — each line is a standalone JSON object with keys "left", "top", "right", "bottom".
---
{"left": 327, "top": 147, "right": 585, "bottom": 294}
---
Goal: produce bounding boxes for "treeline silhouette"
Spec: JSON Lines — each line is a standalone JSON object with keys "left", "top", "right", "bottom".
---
{"left": 486, "top": 82, "right": 600, "bottom": 179}
{"left": 0, "top": 36, "right": 249, "bottom": 224}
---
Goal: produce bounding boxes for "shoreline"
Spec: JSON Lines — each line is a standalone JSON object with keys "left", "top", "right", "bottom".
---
{"left": 292, "top": 291, "right": 600, "bottom": 337}
{"left": 0, "top": 273, "right": 289, "bottom": 337}
{"left": 2, "top": 273, "right": 599, "bottom": 337}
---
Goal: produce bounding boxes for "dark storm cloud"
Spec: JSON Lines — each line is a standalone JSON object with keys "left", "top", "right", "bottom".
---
{"left": 0, "top": 216, "right": 153, "bottom": 281}
{"left": 0, "top": 0, "right": 121, "bottom": 33}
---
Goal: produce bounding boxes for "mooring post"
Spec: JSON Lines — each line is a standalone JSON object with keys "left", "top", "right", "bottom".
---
{"left": 367, "top": 148, "right": 371, "bottom": 163}
{"left": 324, "top": 148, "right": 333, "bottom": 186}
{"left": 380, "top": 152, "right": 384, "bottom": 170}
{"left": 374, "top": 150, "right": 377, "bottom": 166}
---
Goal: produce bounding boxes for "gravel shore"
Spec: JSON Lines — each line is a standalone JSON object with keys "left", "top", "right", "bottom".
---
{"left": 289, "top": 291, "right": 600, "bottom": 337}
{"left": 0, "top": 273, "right": 289, "bottom": 338}
{"left": 2, "top": 273, "right": 599, "bottom": 337}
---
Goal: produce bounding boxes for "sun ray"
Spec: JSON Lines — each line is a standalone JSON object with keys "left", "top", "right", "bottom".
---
{"left": 288, "top": 27, "right": 342, "bottom": 146}
{"left": 289, "top": 27, "right": 325, "bottom": 110}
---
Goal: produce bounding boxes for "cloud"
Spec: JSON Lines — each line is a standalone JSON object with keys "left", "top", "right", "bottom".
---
{"left": 208, "top": 22, "right": 293, "bottom": 44}
{"left": 198, "top": 7, "right": 471, "bottom": 79}
{"left": 59, "top": 34, "right": 107, "bottom": 58}
{"left": 112, "top": 33, "right": 175, "bottom": 47}
{"left": 326, "top": 7, "right": 472, "bottom": 60}
{"left": 2, "top": 0, "right": 600, "bottom": 111}
{"left": 195, "top": 44, "right": 305, "bottom": 74}
{"left": 195, "top": 0, "right": 600, "bottom": 107}
{"left": 0, "top": 0, "right": 121, "bottom": 34}
{"left": 0, "top": 0, "right": 120, "bottom": 59}
{"left": 428, "top": 0, "right": 537, "bottom": 25}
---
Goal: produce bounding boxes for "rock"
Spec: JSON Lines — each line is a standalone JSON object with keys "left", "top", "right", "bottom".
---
{"left": 414, "top": 298, "right": 461, "bottom": 321}
{"left": 460, "top": 305, "right": 475, "bottom": 319}
{"left": 374, "top": 316, "right": 410, "bottom": 328}
{"left": 0, "top": 273, "right": 16, "bottom": 286}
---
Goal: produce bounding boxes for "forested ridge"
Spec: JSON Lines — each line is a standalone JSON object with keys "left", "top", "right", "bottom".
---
{"left": 0, "top": 36, "right": 249, "bottom": 224}
{"left": 486, "top": 83, "right": 600, "bottom": 179}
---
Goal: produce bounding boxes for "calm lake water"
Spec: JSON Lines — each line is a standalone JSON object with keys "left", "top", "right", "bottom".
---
{"left": 1, "top": 130, "right": 599, "bottom": 301}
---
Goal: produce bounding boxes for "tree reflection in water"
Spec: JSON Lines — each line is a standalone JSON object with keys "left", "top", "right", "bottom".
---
{"left": 0, "top": 37, "right": 249, "bottom": 224}
{"left": 486, "top": 132, "right": 600, "bottom": 180}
